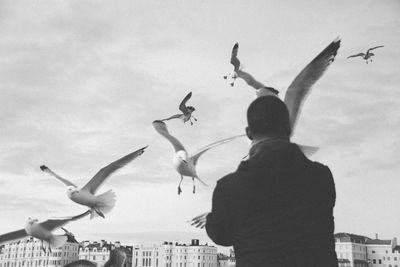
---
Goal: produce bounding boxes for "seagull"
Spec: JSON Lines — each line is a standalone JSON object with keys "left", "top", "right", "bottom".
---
{"left": 152, "top": 120, "right": 243, "bottom": 194}
{"left": 189, "top": 38, "right": 342, "bottom": 228}
{"left": 161, "top": 92, "right": 197, "bottom": 125}
{"left": 0, "top": 210, "right": 90, "bottom": 252}
{"left": 225, "top": 42, "right": 279, "bottom": 95}
{"left": 40, "top": 146, "right": 147, "bottom": 219}
{"left": 229, "top": 38, "right": 341, "bottom": 132}
{"left": 347, "top": 45, "right": 384, "bottom": 64}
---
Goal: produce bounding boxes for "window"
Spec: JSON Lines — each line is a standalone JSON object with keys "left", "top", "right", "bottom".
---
{"left": 380, "top": 260, "right": 382, "bottom": 264}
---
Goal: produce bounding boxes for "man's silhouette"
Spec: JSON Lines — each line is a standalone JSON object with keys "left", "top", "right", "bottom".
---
{"left": 206, "top": 96, "right": 338, "bottom": 266}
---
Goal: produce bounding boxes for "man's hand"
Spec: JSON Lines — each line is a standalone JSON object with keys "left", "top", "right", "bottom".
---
{"left": 188, "top": 212, "right": 209, "bottom": 229}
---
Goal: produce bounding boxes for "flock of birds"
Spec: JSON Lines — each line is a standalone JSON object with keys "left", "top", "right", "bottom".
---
{"left": 0, "top": 40, "right": 384, "bottom": 255}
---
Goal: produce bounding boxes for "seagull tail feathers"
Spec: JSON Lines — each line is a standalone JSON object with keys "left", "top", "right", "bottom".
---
{"left": 91, "top": 189, "right": 116, "bottom": 219}
{"left": 49, "top": 235, "right": 68, "bottom": 249}
{"left": 195, "top": 177, "right": 208, "bottom": 187}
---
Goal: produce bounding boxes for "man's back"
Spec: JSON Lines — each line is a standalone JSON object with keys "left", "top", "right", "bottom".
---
{"left": 206, "top": 139, "right": 338, "bottom": 267}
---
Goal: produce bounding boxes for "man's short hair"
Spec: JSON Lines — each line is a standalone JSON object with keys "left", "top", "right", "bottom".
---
{"left": 247, "top": 96, "right": 291, "bottom": 136}
{"left": 64, "top": 260, "right": 97, "bottom": 267}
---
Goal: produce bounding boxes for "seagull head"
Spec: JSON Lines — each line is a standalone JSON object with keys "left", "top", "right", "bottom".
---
{"left": 176, "top": 151, "right": 188, "bottom": 164}
{"left": 26, "top": 217, "right": 38, "bottom": 226}
{"left": 66, "top": 186, "right": 79, "bottom": 197}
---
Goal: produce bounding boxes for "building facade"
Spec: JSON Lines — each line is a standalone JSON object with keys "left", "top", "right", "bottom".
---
{"left": 365, "top": 236, "right": 399, "bottom": 267}
{"left": 78, "top": 240, "right": 132, "bottom": 267}
{"left": 334, "top": 233, "right": 400, "bottom": 267}
{"left": 335, "top": 233, "right": 370, "bottom": 267}
{"left": 0, "top": 236, "right": 79, "bottom": 267}
{"left": 132, "top": 239, "right": 217, "bottom": 267}
{"left": 217, "top": 249, "right": 235, "bottom": 267}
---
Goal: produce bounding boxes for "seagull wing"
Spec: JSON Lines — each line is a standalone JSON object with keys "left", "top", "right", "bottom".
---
{"left": 367, "top": 45, "right": 384, "bottom": 53}
{"left": 179, "top": 92, "right": 192, "bottom": 114}
{"left": 81, "top": 146, "right": 148, "bottom": 194}
{"left": 230, "top": 43, "right": 241, "bottom": 71}
{"left": 347, "top": 53, "right": 365, "bottom": 59}
{"left": 0, "top": 229, "right": 28, "bottom": 243}
{"left": 297, "top": 144, "right": 319, "bottom": 156}
{"left": 40, "top": 165, "right": 77, "bottom": 187}
{"left": 39, "top": 210, "right": 91, "bottom": 232}
{"left": 191, "top": 134, "right": 245, "bottom": 166}
{"left": 153, "top": 120, "right": 186, "bottom": 152}
{"left": 284, "top": 37, "right": 341, "bottom": 132}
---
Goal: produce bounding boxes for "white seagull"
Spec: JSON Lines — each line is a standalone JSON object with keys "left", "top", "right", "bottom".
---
{"left": 347, "top": 45, "right": 384, "bottom": 64}
{"left": 153, "top": 120, "right": 243, "bottom": 194}
{"left": 229, "top": 38, "right": 341, "bottom": 132}
{"left": 161, "top": 92, "right": 197, "bottom": 125}
{"left": 0, "top": 210, "right": 90, "bottom": 252}
{"left": 190, "top": 38, "right": 342, "bottom": 227}
{"left": 40, "top": 146, "right": 147, "bottom": 219}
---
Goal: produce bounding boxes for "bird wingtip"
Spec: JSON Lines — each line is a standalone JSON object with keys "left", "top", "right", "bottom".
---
{"left": 39, "top": 165, "right": 48, "bottom": 171}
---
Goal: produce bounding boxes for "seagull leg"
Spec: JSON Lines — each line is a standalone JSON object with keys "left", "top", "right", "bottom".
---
{"left": 192, "top": 177, "right": 196, "bottom": 194}
{"left": 191, "top": 115, "right": 198, "bottom": 121}
{"left": 41, "top": 240, "right": 46, "bottom": 253}
{"left": 95, "top": 208, "right": 105, "bottom": 218}
{"left": 178, "top": 175, "right": 183, "bottom": 195}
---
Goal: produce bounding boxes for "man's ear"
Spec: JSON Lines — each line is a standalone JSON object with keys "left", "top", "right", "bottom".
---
{"left": 246, "top": 127, "right": 253, "bottom": 140}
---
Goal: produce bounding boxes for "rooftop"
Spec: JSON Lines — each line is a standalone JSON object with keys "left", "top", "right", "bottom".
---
{"left": 335, "top": 233, "right": 371, "bottom": 244}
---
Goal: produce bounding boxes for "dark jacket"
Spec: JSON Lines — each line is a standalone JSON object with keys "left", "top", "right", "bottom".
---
{"left": 206, "top": 139, "right": 338, "bottom": 267}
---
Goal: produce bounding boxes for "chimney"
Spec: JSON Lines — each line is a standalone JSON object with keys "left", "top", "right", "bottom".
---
{"left": 191, "top": 239, "right": 199, "bottom": 246}
{"left": 375, "top": 233, "right": 378, "bottom": 239}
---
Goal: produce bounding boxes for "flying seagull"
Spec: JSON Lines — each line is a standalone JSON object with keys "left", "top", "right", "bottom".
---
{"left": 152, "top": 120, "right": 243, "bottom": 194}
{"left": 40, "top": 146, "right": 147, "bottom": 219}
{"left": 347, "top": 45, "right": 384, "bottom": 64}
{"left": 225, "top": 42, "right": 279, "bottom": 96}
{"left": 189, "top": 38, "right": 341, "bottom": 228}
{"left": 0, "top": 210, "right": 90, "bottom": 252}
{"left": 161, "top": 92, "right": 197, "bottom": 125}
{"left": 228, "top": 38, "right": 341, "bottom": 132}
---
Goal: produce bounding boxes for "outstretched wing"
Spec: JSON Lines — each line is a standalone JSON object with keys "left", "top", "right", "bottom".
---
{"left": 40, "top": 165, "right": 77, "bottom": 187}
{"left": 347, "top": 53, "right": 364, "bottom": 59}
{"left": 367, "top": 45, "right": 384, "bottom": 53}
{"left": 179, "top": 92, "right": 192, "bottom": 114}
{"left": 39, "top": 210, "right": 91, "bottom": 231}
{"left": 230, "top": 43, "right": 241, "bottom": 71}
{"left": 0, "top": 229, "right": 28, "bottom": 243}
{"left": 191, "top": 134, "right": 245, "bottom": 166}
{"left": 297, "top": 144, "right": 319, "bottom": 157}
{"left": 153, "top": 120, "right": 186, "bottom": 152}
{"left": 284, "top": 37, "right": 341, "bottom": 132}
{"left": 81, "top": 146, "right": 148, "bottom": 194}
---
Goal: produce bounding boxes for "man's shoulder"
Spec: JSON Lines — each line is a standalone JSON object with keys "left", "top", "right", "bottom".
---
{"left": 216, "top": 172, "right": 240, "bottom": 187}
{"left": 308, "top": 160, "right": 332, "bottom": 175}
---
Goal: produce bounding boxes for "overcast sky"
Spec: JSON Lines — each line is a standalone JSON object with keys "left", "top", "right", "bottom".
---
{"left": 1, "top": 0, "right": 400, "bottom": 249}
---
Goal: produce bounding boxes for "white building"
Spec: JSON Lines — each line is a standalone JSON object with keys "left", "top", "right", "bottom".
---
{"left": 217, "top": 249, "right": 235, "bottom": 267}
{"left": 78, "top": 240, "right": 132, "bottom": 267}
{"left": 0, "top": 236, "right": 79, "bottom": 267}
{"left": 335, "top": 233, "right": 370, "bottom": 267}
{"left": 334, "top": 233, "right": 400, "bottom": 267}
{"left": 132, "top": 239, "right": 217, "bottom": 267}
{"left": 365, "top": 235, "right": 399, "bottom": 267}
